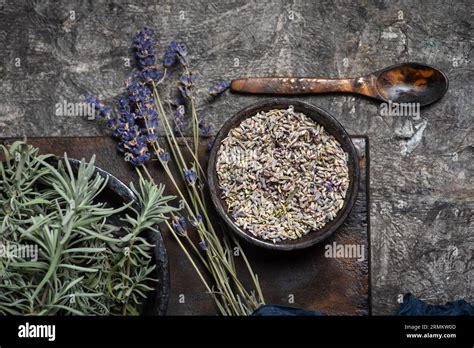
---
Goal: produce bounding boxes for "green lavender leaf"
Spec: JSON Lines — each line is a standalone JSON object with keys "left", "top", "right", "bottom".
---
{"left": 0, "top": 141, "right": 175, "bottom": 315}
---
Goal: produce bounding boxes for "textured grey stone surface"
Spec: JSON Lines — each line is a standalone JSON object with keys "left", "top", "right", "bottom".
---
{"left": 0, "top": 0, "right": 472, "bottom": 314}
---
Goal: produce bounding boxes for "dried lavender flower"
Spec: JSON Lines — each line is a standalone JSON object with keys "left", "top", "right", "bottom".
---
{"left": 209, "top": 81, "right": 230, "bottom": 96}
{"left": 216, "top": 107, "right": 350, "bottom": 243}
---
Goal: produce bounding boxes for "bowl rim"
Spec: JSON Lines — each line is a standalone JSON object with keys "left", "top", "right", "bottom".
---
{"left": 207, "top": 99, "right": 360, "bottom": 251}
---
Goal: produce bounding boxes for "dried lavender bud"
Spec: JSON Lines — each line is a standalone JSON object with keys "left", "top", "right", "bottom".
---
{"left": 216, "top": 107, "right": 350, "bottom": 243}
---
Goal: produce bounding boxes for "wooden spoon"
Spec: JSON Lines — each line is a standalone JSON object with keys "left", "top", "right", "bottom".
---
{"left": 230, "top": 63, "right": 448, "bottom": 107}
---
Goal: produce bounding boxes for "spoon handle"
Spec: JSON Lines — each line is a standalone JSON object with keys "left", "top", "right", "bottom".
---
{"left": 231, "top": 76, "right": 377, "bottom": 97}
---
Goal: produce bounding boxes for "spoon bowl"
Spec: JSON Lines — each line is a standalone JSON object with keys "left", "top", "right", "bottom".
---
{"left": 375, "top": 63, "right": 449, "bottom": 106}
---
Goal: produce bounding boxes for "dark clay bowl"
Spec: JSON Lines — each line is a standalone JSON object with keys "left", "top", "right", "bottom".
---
{"left": 208, "top": 100, "right": 360, "bottom": 251}
{"left": 64, "top": 158, "right": 169, "bottom": 315}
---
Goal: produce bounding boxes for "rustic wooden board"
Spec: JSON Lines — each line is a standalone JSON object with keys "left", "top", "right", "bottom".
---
{"left": 1, "top": 136, "right": 370, "bottom": 315}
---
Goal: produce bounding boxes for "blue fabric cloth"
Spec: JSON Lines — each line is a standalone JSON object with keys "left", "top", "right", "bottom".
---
{"left": 396, "top": 293, "right": 474, "bottom": 316}
{"left": 252, "top": 293, "right": 474, "bottom": 316}
{"left": 252, "top": 305, "right": 323, "bottom": 316}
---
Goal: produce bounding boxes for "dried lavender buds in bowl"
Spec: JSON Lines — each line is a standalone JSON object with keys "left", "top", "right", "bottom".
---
{"left": 208, "top": 100, "right": 360, "bottom": 250}
{"left": 216, "top": 106, "right": 349, "bottom": 243}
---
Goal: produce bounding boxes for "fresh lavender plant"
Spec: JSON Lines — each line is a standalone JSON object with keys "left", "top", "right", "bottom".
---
{"left": 0, "top": 141, "right": 175, "bottom": 315}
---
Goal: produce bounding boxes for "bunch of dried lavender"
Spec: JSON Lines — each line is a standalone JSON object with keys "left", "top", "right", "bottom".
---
{"left": 0, "top": 141, "right": 175, "bottom": 315}
{"left": 86, "top": 27, "right": 263, "bottom": 315}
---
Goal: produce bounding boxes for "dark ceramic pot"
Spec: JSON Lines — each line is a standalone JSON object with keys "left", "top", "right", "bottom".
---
{"left": 208, "top": 100, "right": 360, "bottom": 251}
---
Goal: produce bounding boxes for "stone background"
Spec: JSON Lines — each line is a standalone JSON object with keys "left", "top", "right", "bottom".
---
{"left": 0, "top": 0, "right": 472, "bottom": 314}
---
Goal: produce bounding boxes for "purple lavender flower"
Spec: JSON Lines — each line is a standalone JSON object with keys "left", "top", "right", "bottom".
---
{"left": 198, "top": 119, "right": 213, "bottom": 138}
{"left": 129, "top": 137, "right": 148, "bottom": 156}
{"left": 145, "top": 133, "right": 159, "bottom": 142}
{"left": 123, "top": 135, "right": 151, "bottom": 166}
{"left": 162, "top": 41, "right": 189, "bottom": 67}
{"left": 133, "top": 27, "right": 156, "bottom": 69}
{"left": 146, "top": 117, "right": 159, "bottom": 129}
{"left": 106, "top": 117, "right": 117, "bottom": 128}
{"left": 87, "top": 88, "right": 154, "bottom": 167}
{"left": 178, "top": 216, "right": 186, "bottom": 228}
{"left": 132, "top": 27, "right": 154, "bottom": 45}
{"left": 174, "top": 104, "right": 186, "bottom": 134}
{"left": 99, "top": 107, "right": 112, "bottom": 118}
{"left": 119, "top": 131, "right": 150, "bottom": 163}
{"left": 209, "top": 81, "right": 230, "bottom": 96}
{"left": 175, "top": 105, "right": 185, "bottom": 123}
{"left": 198, "top": 240, "right": 209, "bottom": 250}
{"left": 113, "top": 112, "right": 136, "bottom": 139}
{"left": 126, "top": 80, "right": 142, "bottom": 95}
{"left": 84, "top": 94, "right": 115, "bottom": 126}
{"left": 159, "top": 151, "right": 170, "bottom": 163}
{"left": 120, "top": 110, "right": 135, "bottom": 124}
{"left": 163, "top": 41, "right": 178, "bottom": 67}
{"left": 85, "top": 95, "right": 100, "bottom": 109}
{"left": 139, "top": 56, "right": 155, "bottom": 67}
{"left": 171, "top": 216, "right": 187, "bottom": 236}
{"left": 175, "top": 43, "right": 188, "bottom": 66}
{"left": 125, "top": 71, "right": 141, "bottom": 88}
{"left": 178, "top": 86, "right": 191, "bottom": 98}
{"left": 184, "top": 169, "right": 197, "bottom": 185}
{"left": 190, "top": 214, "right": 203, "bottom": 226}
{"left": 130, "top": 152, "right": 151, "bottom": 166}
{"left": 128, "top": 83, "right": 155, "bottom": 108}
{"left": 138, "top": 108, "right": 158, "bottom": 123}
{"left": 178, "top": 71, "right": 197, "bottom": 99}
{"left": 119, "top": 97, "right": 130, "bottom": 110}
{"left": 89, "top": 28, "right": 207, "bottom": 170}
{"left": 141, "top": 67, "right": 164, "bottom": 83}
{"left": 179, "top": 71, "right": 197, "bottom": 87}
